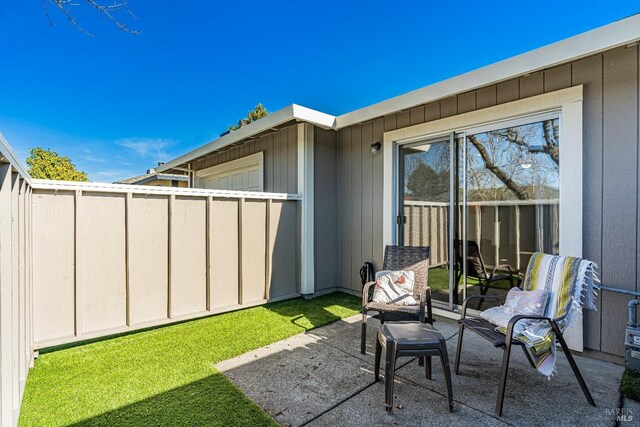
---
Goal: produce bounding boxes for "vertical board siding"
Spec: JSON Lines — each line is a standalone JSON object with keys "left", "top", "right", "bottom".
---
{"left": 192, "top": 125, "right": 298, "bottom": 193}
{"left": 372, "top": 118, "right": 385, "bottom": 269}
{"left": 350, "top": 125, "right": 363, "bottom": 291}
{"left": 170, "top": 197, "right": 207, "bottom": 317}
{"left": 476, "top": 86, "right": 497, "bottom": 109}
{"left": 519, "top": 72, "right": 544, "bottom": 98}
{"left": 497, "top": 80, "right": 519, "bottom": 104}
{"left": 128, "top": 195, "right": 169, "bottom": 325}
{"left": 573, "top": 54, "right": 604, "bottom": 351}
{"left": 340, "top": 128, "right": 353, "bottom": 290}
{"left": 268, "top": 201, "right": 298, "bottom": 298}
{"left": 361, "top": 122, "right": 374, "bottom": 282}
{"left": 32, "top": 192, "right": 75, "bottom": 342}
{"left": 334, "top": 47, "right": 640, "bottom": 356}
{"left": 601, "top": 46, "right": 639, "bottom": 355}
{"left": 313, "top": 128, "right": 338, "bottom": 291}
{"left": 80, "top": 193, "right": 127, "bottom": 334}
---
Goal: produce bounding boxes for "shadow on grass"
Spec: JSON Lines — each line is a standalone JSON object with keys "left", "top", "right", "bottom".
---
{"left": 265, "top": 292, "right": 360, "bottom": 331}
{"left": 70, "top": 373, "right": 275, "bottom": 427}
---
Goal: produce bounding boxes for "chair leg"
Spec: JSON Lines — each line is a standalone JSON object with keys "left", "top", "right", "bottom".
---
{"left": 477, "top": 280, "right": 488, "bottom": 310}
{"left": 454, "top": 323, "right": 464, "bottom": 375}
{"left": 424, "top": 356, "right": 432, "bottom": 380}
{"left": 361, "top": 312, "right": 367, "bottom": 355}
{"left": 374, "top": 337, "right": 382, "bottom": 382}
{"left": 496, "top": 343, "right": 512, "bottom": 417}
{"left": 553, "top": 324, "right": 596, "bottom": 407}
{"left": 438, "top": 349, "right": 454, "bottom": 413}
{"left": 385, "top": 341, "right": 397, "bottom": 414}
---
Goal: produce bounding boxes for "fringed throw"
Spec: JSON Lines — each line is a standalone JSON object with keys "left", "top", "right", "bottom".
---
{"left": 496, "top": 252, "right": 598, "bottom": 377}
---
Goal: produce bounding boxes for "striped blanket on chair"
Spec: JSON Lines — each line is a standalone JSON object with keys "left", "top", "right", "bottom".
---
{"left": 496, "top": 253, "right": 598, "bottom": 377}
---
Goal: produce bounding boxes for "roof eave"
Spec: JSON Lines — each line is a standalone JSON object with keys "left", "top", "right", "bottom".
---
{"left": 335, "top": 14, "right": 640, "bottom": 128}
{"left": 157, "top": 104, "right": 336, "bottom": 173}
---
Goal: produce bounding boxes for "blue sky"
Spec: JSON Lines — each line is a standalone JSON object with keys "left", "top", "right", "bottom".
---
{"left": 0, "top": 2, "right": 637, "bottom": 182}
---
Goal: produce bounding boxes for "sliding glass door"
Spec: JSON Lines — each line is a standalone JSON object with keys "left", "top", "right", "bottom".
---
{"left": 398, "top": 137, "right": 452, "bottom": 306}
{"left": 398, "top": 113, "right": 560, "bottom": 311}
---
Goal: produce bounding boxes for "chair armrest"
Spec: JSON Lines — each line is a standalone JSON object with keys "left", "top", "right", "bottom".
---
{"left": 504, "top": 314, "right": 565, "bottom": 346}
{"left": 491, "top": 264, "right": 515, "bottom": 277}
{"left": 461, "top": 294, "right": 502, "bottom": 319}
{"left": 362, "top": 280, "right": 376, "bottom": 308}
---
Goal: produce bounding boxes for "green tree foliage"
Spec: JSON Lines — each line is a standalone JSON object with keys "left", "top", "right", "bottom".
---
{"left": 26, "top": 147, "right": 89, "bottom": 182}
{"left": 228, "top": 103, "right": 269, "bottom": 131}
{"left": 406, "top": 162, "right": 448, "bottom": 201}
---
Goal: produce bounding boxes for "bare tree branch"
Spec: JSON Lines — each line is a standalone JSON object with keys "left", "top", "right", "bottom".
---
{"left": 42, "top": 0, "right": 140, "bottom": 36}
{"left": 542, "top": 119, "right": 559, "bottom": 166}
{"left": 467, "top": 134, "right": 529, "bottom": 200}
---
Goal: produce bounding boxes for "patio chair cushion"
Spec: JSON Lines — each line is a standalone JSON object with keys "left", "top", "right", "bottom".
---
{"left": 365, "top": 301, "right": 420, "bottom": 316}
{"left": 372, "top": 270, "right": 417, "bottom": 306}
{"left": 480, "top": 288, "right": 548, "bottom": 333}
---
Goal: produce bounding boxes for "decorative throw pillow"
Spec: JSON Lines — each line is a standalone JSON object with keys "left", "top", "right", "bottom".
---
{"left": 372, "top": 270, "right": 417, "bottom": 306}
{"left": 480, "top": 288, "right": 549, "bottom": 333}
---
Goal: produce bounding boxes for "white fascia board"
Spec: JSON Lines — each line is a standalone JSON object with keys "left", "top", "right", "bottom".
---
{"left": 157, "top": 104, "right": 336, "bottom": 173}
{"left": 31, "top": 179, "right": 301, "bottom": 200}
{"left": 336, "top": 13, "right": 640, "bottom": 128}
{"left": 291, "top": 104, "right": 336, "bottom": 129}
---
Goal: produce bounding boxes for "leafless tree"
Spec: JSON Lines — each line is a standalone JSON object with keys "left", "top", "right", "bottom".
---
{"left": 466, "top": 119, "right": 560, "bottom": 201}
{"left": 42, "top": 0, "right": 140, "bottom": 36}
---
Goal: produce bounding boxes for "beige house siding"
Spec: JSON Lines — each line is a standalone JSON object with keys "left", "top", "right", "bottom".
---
{"left": 192, "top": 125, "right": 298, "bottom": 193}
{"left": 334, "top": 45, "right": 640, "bottom": 357}
{"left": 145, "top": 180, "right": 188, "bottom": 188}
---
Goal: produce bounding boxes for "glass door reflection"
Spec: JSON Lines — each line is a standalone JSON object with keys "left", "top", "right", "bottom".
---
{"left": 457, "top": 118, "right": 560, "bottom": 310}
{"left": 398, "top": 138, "right": 452, "bottom": 307}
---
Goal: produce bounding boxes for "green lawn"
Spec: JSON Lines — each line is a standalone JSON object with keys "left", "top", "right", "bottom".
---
{"left": 621, "top": 369, "right": 640, "bottom": 402}
{"left": 19, "top": 292, "right": 360, "bottom": 426}
{"left": 428, "top": 266, "right": 516, "bottom": 293}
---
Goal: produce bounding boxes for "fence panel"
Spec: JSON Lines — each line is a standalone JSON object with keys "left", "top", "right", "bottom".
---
{"left": 0, "top": 135, "right": 35, "bottom": 425}
{"left": 30, "top": 183, "right": 301, "bottom": 348}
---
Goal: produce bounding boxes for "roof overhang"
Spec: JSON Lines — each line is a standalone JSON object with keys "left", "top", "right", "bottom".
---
{"left": 158, "top": 14, "right": 640, "bottom": 173}
{"left": 133, "top": 173, "right": 190, "bottom": 185}
{"left": 336, "top": 14, "right": 640, "bottom": 128}
{"left": 157, "top": 104, "right": 336, "bottom": 173}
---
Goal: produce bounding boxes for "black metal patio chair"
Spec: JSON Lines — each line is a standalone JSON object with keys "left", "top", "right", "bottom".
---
{"left": 454, "top": 293, "right": 595, "bottom": 416}
{"left": 361, "top": 245, "right": 433, "bottom": 355}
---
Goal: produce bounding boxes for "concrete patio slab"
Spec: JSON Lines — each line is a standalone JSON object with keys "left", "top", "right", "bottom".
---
{"left": 216, "top": 314, "right": 624, "bottom": 426}
{"left": 216, "top": 323, "right": 375, "bottom": 426}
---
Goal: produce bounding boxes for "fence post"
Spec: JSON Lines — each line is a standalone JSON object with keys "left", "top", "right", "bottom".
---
{"left": 74, "top": 190, "right": 82, "bottom": 338}
{"left": 206, "top": 196, "right": 212, "bottom": 311}
{"left": 167, "top": 195, "right": 174, "bottom": 319}
{"left": 0, "top": 164, "right": 14, "bottom": 426}
{"left": 238, "top": 198, "right": 244, "bottom": 306}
